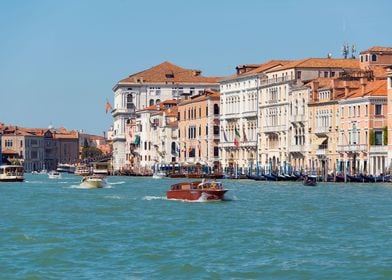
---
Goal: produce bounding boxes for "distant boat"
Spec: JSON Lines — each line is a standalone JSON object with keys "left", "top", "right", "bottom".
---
{"left": 48, "top": 170, "right": 62, "bottom": 179}
{"left": 57, "top": 164, "right": 75, "bottom": 173}
{"left": 74, "top": 165, "right": 91, "bottom": 176}
{"left": 167, "top": 180, "right": 227, "bottom": 201}
{"left": 92, "top": 162, "right": 109, "bottom": 175}
{"left": 152, "top": 171, "right": 166, "bottom": 179}
{"left": 303, "top": 175, "right": 317, "bottom": 187}
{"left": 0, "top": 165, "right": 24, "bottom": 182}
{"left": 80, "top": 175, "right": 107, "bottom": 189}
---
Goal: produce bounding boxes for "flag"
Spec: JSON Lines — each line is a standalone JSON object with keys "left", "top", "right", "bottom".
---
{"left": 243, "top": 127, "right": 248, "bottom": 142}
{"left": 223, "top": 130, "right": 228, "bottom": 142}
{"left": 105, "top": 100, "right": 113, "bottom": 114}
{"left": 234, "top": 127, "right": 240, "bottom": 147}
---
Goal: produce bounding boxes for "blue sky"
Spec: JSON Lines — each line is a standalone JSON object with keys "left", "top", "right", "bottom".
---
{"left": 0, "top": 0, "right": 391, "bottom": 135}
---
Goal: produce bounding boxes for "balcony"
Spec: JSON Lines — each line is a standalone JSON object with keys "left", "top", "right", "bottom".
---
{"left": 241, "top": 110, "right": 257, "bottom": 118}
{"left": 291, "top": 115, "right": 306, "bottom": 124}
{"left": 290, "top": 145, "right": 306, "bottom": 153}
{"left": 111, "top": 108, "right": 136, "bottom": 117}
{"left": 263, "top": 125, "right": 286, "bottom": 133}
{"left": 314, "top": 126, "right": 331, "bottom": 136}
{"left": 260, "top": 76, "right": 295, "bottom": 87}
{"left": 316, "top": 148, "right": 327, "bottom": 156}
{"left": 336, "top": 144, "right": 367, "bottom": 153}
{"left": 369, "top": 145, "right": 388, "bottom": 154}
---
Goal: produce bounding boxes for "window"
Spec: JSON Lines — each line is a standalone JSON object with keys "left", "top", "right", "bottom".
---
{"left": 206, "top": 126, "right": 208, "bottom": 135}
{"left": 365, "top": 105, "right": 368, "bottom": 116}
{"left": 375, "top": 131, "right": 383, "bottom": 145}
{"left": 372, "top": 54, "right": 377, "bottom": 62}
{"left": 360, "top": 56, "right": 363, "bottom": 63}
{"left": 206, "top": 106, "right": 208, "bottom": 116}
{"left": 296, "top": 71, "right": 302, "bottom": 80}
{"left": 375, "top": 104, "right": 382, "bottom": 115}
{"left": 126, "top": 94, "right": 134, "bottom": 109}
{"left": 331, "top": 71, "right": 335, "bottom": 77}
{"left": 149, "top": 99, "right": 154, "bottom": 106}
{"left": 214, "top": 104, "right": 219, "bottom": 115}
{"left": 214, "top": 147, "right": 219, "bottom": 157}
{"left": 178, "top": 112, "right": 180, "bottom": 121}
{"left": 213, "top": 126, "right": 220, "bottom": 135}
{"left": 324, "top": 71, "right": 328, "bottom": 78}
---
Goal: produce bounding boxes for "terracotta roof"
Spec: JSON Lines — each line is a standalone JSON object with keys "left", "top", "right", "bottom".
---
{"left": 369, "top": 65, "right": 388, "bottom": 78}
{"left": 118, "top": 61, "right": 220, "bottom": 85}
{"left": 360, "top": 46, "right": 392, "bottom": 54}
{"left": 266, "top": 58, "right": 360, "bottom": 73}
{"left": 138, "top": 99, "right": 178, "bottom": 112}
{"left": 347, "top": 80, "right": 387, "bottom": 98}
{"left": 167, "top": 120, "right": 178, "bottom": 127}
{"left": 178, "top": 89, "right": 220, "bottom": 106}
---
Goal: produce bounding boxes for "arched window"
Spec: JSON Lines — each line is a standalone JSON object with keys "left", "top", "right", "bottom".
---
{"left": 127, "top": 94, "right": 134, "bottom": 109}
{"left": 372, "top": 54, "right": 377, "bottom": 62}
{"left": 149, "top": 99, "right": 154, "bottom": 106}
{"left": 156, "top": 99, "right": 161, "bottom": 104}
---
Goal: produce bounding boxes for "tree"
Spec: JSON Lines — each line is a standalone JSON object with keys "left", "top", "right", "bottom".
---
{"left": 81, "top": 146, "right": 103, "bottom": 159}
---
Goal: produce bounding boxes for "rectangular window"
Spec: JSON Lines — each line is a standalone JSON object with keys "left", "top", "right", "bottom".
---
{"left": 214, "top": 147, "right": 219, "bottom": 157}
{"left": 375, "top": 131, "right": 383, "bottom": 145}
{"left": 296, "top": 71, "right": 302, "bottom": 80}
{"left": 375, "top": 104, "right": 382, "bottom": 115}
{"left": 365, "top": 105, "right": 368, "bottom": 116}
{"left": 213, "top": 126, "right": 220, "bottom": 135}
{"left": 206, "top": 126, "right": 208, "bottom": 135}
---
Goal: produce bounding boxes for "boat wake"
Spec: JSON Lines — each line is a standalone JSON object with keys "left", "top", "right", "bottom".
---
{"left": 143, "top": 196, "right": 167, "bottom": 201}
{"left": 108, "top": 181, "right": 125, "bottom": 185}
{"left": 104, "top": 195, "right": 122, "bottom": 200}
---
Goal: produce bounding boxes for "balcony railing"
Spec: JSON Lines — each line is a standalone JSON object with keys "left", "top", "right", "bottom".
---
{"left": 369, "top": 145, "right": 388, "bottom": 153}
{"left": 336, "top": 144, "right": 368, "bottom": 153}
{"left": 263, "top": 125, "right": 286, "bottom": 133}
{"left": 291, "top": 115, "right": 306, "bottom": 123}
{"left": 111, "top": 108, "right": 136, "bottom": 116}
{"left": 315, "top": 126, "right": 331, "bottom": 135}
{"left": 290, "top": 145, "right": 307, "bottom": 153}
{"left": 260, "top": 76, "right": 295, "bottom": 87}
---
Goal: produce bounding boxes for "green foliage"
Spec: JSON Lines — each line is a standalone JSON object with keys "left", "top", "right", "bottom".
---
{"left": 369, "top": 129, "right": 375, "bottom": 146}
{"left": 81, "top": 146, "right": 103, "bottom": 159}
{"left": 384, "top": 126, "right": 388, "bottom": 145}
{"left": 9, "top": 159, "right": 22, "bottom": 165}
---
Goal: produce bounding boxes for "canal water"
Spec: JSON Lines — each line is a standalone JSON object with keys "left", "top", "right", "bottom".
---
{"left": 1, "top": 174, "right": 392, "bottom": 279}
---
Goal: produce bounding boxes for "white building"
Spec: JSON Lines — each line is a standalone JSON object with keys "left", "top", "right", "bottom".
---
{"left": 219, "top": 61, "right": 289, "bottom": 175}
{"left": 134, "top": 100, "right": 178, "bottom": 171}
{"left": 111, "top": 61, "right": 219, "bottom": 172}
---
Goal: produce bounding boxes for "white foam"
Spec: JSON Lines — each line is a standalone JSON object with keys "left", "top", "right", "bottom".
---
{"left": 143, "top": 196, "right": 167, "bottom": 201}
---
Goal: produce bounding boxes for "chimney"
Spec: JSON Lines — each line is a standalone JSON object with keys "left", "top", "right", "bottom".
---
{"left": 330, "top": 79, "right": 339, "bottom": 99}
{"left": 360, "top": 77, "right": 366, "bottom": 95}
{"left": 343, "top": 80, "right": 350, "bottom": 98}
{"left": 312, "top": 81, "right": 319, "bottom": 101}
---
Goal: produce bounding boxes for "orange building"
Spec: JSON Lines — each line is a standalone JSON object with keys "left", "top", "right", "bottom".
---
{"left": 177, "top": 90, "right": 221, "bottom": 171}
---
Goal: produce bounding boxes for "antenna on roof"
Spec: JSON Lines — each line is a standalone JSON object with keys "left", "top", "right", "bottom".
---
{"left": 342, "top": 43, "right": 349, "bottom": 59}
{"left": 351, "top": 44, "right": 357, "bottom": 59}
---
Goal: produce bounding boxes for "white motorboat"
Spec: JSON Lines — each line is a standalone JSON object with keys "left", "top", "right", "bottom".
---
{"left": 0, "top": 165, "right": 24, "bottom": 182}
{"left": 80, "top": 175, "right": 107, "bottom": 189}
{"left": 48, "top": 170, "right": 62, "bottom": 179}
{"left": 152, "top": 171, "right": 166, "bottom": 179}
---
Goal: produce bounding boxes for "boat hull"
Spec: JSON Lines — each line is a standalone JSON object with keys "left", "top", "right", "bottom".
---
{"left": 166, "top": 190, "right": 227, "bottom": 201}
{"left": 0, "top": 177, "right": 24, "bottom": 182}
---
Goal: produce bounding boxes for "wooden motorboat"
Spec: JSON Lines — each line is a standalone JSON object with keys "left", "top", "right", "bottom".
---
{"left": 167, "top": 180, "right": 227, "bottom": 201}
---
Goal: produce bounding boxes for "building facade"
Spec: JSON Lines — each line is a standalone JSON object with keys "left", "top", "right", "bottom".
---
{"left": 178, "top": 90, "right": 221, "bottom": 171}
{"left": 258, "top": 58, "right": 360, "bottom": 174}
{"left": 111, "top": 61, "right": 219, "bottom": 172}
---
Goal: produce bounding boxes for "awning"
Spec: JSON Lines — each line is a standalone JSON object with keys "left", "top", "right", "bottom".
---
{"left": 313, "top": 137, "right": 328, "bottom": 145}
{"left": 133, "top": 135, "right": 140, "bottom": 145}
